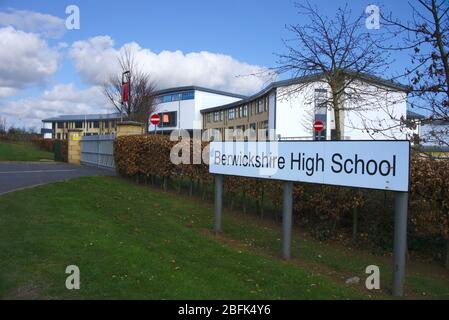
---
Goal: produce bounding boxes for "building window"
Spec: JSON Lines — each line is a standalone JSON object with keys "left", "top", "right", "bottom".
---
{"left": 220, "top": 111, "right": 223, "bottom": 121}
{"left": 157, "top": 112, "right": 177, "bottom": 128}
{"left": 105, "top": 121, "right": 109, "bottom": 129}
{"left": 243, "top": 105, "right": 248, "bottom": 117}
{"left": 75, "top": 121, "right": 83, "bottom": 129}
{"left": 207, "top": 113, "right": 212, "bottom": 123}
{"left": 228, "top": 109, "right": 235, "bottom": 120}
{"left": 258, "top": 99, "right": 264, "bottom": 113}
{"left": 93, "top": 121, "right": 100, "bottom": 129}
{"left": 314, "top": 89, "right": 328, "bottom": 114}
{"left": 162, "top": 95, "right": 172, "bottom": 103}
{"left": 156, "top": 90, "right": 195, "bottom": 104}
{"left": 181, "top": 91, "right": 195, "bottom": 100}
{"left": 260, "top": 121, "right": 269, "bottom": 140}
{"left": 154, "top": 97, "right": 163, "bottom": 104}
{"left": 214, "top": 112, "right": 219, "bottom": 122}
{"left": 57, "top": 122, "right": 64, "bottom": 129}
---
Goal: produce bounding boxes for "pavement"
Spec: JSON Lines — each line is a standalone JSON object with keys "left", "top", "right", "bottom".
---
{"left": 0, "top": 162, "right": 114, "bottom": 195}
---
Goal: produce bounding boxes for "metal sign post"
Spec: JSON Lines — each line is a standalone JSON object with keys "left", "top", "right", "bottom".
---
{"left": 209, "top": 140, "right": 410, "bottom": 297}
{"left": 392, "top": 192, "right": 409, "bottom": 297}
{"left": 214, "top": 175, "right": 223, "bottom": 234}
{"left": 282, "top": 181, "right": 294, "bottom": 260}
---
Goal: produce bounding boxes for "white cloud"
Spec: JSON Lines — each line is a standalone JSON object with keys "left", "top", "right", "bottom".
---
{"left": 0, "top": 26, "right": 59, "bottom": 95}
{"left": 0, "top": 87, "right": 17, "bottom": 98}
{"left": 0, "top": 84, "right": 114, "bottom": 129}
{"left": 70, "top": 36, "right": 272, "bottom": 95}
{"left": 0, "top": 9, "right": 66, "bottom": 38}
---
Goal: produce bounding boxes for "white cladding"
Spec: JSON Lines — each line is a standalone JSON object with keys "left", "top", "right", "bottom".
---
{"left": 149, "top": 89, "right": 242, "bottom": 132}
{"left": 210, "top": 141, "right": 410, "bottom": 192}
{"left": 274, "top": 81, "right": 409, "bottom": 140}
{"left": 42, "top": 122, "right": 52, "bottom": 139}
{"left": 420, "top": 122, "right": 449, "bottom": 146}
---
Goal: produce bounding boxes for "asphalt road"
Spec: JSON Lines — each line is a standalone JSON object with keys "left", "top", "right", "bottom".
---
{"left": 0, "top": 162, "right": 114, "bottom": 195}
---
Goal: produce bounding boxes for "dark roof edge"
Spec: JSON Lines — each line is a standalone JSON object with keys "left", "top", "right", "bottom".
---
{"left": 153, "top": 86, "right": 247, "bottom": 99}
{"left": 42, "top": 113, "right": 123, "bottom": 122}
{"left": 407, "top": 110, "right": 426, "bottom": 120}
{"left": 201, "top": 72, "right": 410, "bottom": 114}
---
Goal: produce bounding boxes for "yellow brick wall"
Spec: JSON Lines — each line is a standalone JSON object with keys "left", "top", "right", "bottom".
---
{"left": 68, "top": 130, "right": 82, "bottom": 165}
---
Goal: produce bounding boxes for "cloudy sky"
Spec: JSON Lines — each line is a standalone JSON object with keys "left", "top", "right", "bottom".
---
{"left": 0, "top": 0, "right": 412, "bottom": 130}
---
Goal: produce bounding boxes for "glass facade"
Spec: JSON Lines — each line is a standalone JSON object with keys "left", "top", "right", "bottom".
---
{"left": 156, "top": 111, "right": 177, "bottom": 128}
{"left": 154, "top": 90, "right": 195, "bottom": 104}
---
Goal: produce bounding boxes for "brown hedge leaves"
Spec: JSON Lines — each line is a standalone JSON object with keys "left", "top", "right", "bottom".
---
{"left": 114, "top": 135, "right": 449, "bottom": 258}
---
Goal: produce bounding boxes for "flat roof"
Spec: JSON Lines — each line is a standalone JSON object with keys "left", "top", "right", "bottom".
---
{"left": 153, "top": 86, "right": 247, "bottom": 100}
{"left": 201, "top": 72, "right": 410, "bottom": 114}
{"left": 42, "top": 113, "right": 122, "bottom": 123}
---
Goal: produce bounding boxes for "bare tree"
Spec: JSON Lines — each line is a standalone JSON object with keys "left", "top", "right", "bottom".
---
{"left": 104, "top": 48, "right": 157, "bottom": 128}
{"left": 383, "top": 0, "right": 449, "bottom": 146}
{"left": 276, "top": 1, "right": 399, "bottom": 140}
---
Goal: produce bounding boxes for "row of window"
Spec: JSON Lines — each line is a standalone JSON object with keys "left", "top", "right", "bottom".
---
{"left": 154, "top": 90, "right": 195, "bottom": 104}
{"left": 204, "top": 121, "right": 269, "bottom": 141}
{"left": 54, "top": 132, "right": 105, "bottom": 140}
{"left": 53, "top": 120, "right": 117, "bottom": 130}
{"left": 206, "top": 98, "right": 267, "bottom": 124}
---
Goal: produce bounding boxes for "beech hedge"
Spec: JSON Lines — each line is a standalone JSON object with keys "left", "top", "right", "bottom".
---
{"left": 114, "top": 135, "right": 449, "bottom": 265}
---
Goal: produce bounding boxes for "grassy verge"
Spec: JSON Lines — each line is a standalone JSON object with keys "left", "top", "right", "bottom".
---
{"left": 0, "top": 141, "right": 53, "bottom": 162}
{"left": 0, "top": 176, "right": 447, "bottom": 299}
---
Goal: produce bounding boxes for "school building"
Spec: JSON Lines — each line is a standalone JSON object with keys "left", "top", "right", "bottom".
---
{"left": 42, "top": 72, "right": 416, "bottom": 142}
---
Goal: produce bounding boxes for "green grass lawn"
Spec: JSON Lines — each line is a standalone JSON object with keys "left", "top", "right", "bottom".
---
{"left": 0, "top": 176, "right": 447, "bottom": 299}
{"left": 0, "top": 141, "right": 53, "bottom": 162}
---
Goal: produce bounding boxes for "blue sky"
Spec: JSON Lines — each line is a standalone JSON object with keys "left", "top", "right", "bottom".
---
{"left": 0, "top": 0, "right": 416, "bottom": 129}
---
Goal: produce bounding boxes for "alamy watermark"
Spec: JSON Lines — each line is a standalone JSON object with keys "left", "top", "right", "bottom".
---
{"left": 65, "top": 265, "right": 80, "bottom": 290}
{"left": 65, "top": 5, "right": 80, "bottom": 30}
{"left": 365, "top": 5, "right": 380, "bottom": 30}
{"left": 169, "top": 128, "right": 278, "bottom": 166}
{"left": 365, "top": 265, "right": 380, "bottom": 290}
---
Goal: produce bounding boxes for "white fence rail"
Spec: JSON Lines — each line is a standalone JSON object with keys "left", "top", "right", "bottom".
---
{"left": 80, "top": 134, "right": 115, "bottom": 170}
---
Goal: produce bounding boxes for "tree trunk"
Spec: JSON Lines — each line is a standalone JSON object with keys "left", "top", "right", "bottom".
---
{"left": 333, "top": 108, "right": 342, "bottom": 140}
{"left": 331, "top": 76, "right": 344, "bottom": 141}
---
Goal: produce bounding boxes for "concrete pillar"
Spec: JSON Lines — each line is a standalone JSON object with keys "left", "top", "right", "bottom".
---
{"left": 116, "top": 121, "right": 145, "bottom": 137}
{"left": 68, "top": 129, "right": 82, "bottom": 165}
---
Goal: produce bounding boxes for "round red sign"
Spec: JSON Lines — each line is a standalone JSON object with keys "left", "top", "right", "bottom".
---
{"left": 313, "top": 120, "right": 325, "bottom": 133}
{"left": 150, "top": 114, "right": 161, "bottom": 125}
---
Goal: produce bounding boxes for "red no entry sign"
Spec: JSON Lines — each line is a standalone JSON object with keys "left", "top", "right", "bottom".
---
{"left": 313, "top": 120, "right": 325, "bottom": 133}
{"left": 150, "top": 114, "right": 161, "bottom": 125}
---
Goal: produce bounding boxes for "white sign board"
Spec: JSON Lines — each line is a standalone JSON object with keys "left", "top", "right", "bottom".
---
{"left": 209, "top": 141, "right": 410, "bottom": 192}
